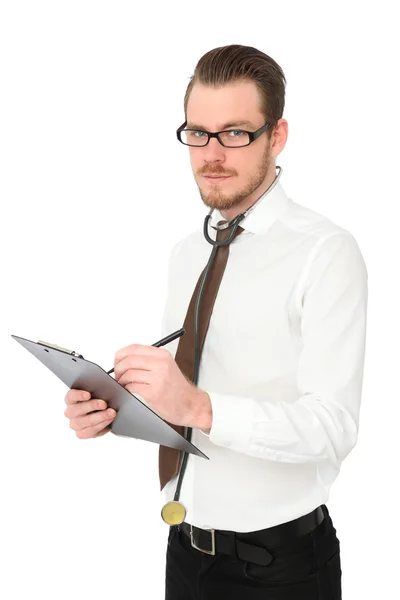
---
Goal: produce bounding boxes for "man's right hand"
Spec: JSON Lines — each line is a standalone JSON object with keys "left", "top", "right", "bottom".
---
{"left": 64, "top": 389, "right": 116, "bottom": 439}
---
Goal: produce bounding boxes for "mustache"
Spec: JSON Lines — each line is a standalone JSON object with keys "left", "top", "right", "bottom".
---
{"left": 199, "top": 169, "right": 235, "bottom": 176}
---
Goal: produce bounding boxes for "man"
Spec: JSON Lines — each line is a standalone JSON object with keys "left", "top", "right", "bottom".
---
{"left": 64, "top": 45, "right": 368, "bottom": 599}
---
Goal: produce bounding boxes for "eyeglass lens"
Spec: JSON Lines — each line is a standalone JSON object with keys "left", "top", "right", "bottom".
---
{"left": 181, "top": 130, "right": 250, "bottom": 147}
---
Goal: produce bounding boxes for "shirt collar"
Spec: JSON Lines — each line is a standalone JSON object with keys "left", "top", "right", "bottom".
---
{"left": 209, "top": 179, "right": 291, "bottom": 235}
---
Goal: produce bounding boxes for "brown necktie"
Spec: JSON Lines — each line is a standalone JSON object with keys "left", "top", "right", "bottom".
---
{"left": 158, "top": 219, "right": 244, "bottom": 491}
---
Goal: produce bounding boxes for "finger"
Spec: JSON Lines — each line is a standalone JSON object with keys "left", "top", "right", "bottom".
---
{"left": 94, "top": 424, "right": 112, "bottom": 438}
{"left": 64, "top": 399, "right": 107, "bottom": 419}
{"left": 64, "top": 389, "right": 91, "bottom": 405}
{"left": 75, "top": 417, "right": 115, "bottom": 439}
{"left": 113, "top": 355, "right": 154, "bottom": 381}
{"left": 117, "top": 369, "right": 151, "bottom": 388}
{"left": 70, "top": 408, "right": 116, "bottom": 431}
{"left": 76, "top": 417, "right": 115, "bottom": 439}
{"left": 114, "top": 344, "right": 165, "bottom": 367}
{"left": 124, "top": 381, "right": 151, "bottom": 398}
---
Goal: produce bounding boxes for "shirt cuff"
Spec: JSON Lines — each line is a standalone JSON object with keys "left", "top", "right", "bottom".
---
{"left": 199, "top": 392, "right": 253, "bottom": 452}
{"left": 199, "top": 428, "right": 211, "bottom": 436}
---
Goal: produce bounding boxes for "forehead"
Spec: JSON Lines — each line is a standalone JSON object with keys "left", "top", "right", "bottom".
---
{"left": 186, "top": 80, "right": 263, "bottom": 130}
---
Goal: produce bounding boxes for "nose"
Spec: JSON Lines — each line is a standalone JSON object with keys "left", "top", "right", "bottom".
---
{"left": 202, "top": 136, "right": 226, "bottom": 163}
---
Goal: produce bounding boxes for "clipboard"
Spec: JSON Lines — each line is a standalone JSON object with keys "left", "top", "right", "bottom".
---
{"left": 11, "top": 334, "right": 208, "bottom": 460}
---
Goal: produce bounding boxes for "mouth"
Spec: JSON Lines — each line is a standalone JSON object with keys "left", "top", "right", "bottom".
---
{"left": 203, "top": 175, "right": 231, "bottom": 182}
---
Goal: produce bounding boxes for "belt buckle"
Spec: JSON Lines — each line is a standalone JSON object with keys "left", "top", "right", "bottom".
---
{"left": 190, "top": 525, "right": 216, "bottom": 556}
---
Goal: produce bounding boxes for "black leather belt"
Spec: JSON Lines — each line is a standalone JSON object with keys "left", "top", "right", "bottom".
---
{"left": 178, "top": 505, "right": 325, "bottom": 566}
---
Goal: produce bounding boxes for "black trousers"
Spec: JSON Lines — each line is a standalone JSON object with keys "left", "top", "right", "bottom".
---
{"left": 165, "top": 505, "right": 341, "bottom": 599}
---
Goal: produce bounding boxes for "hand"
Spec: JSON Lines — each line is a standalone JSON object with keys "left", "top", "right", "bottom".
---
{"left": 113, "top": 344, "right": 201, "bottom": 426}
{"left": 64, "top": 389, "right": 116, "bottom": 439}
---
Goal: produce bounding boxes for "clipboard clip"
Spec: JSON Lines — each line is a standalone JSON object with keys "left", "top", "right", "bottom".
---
{"left": 37, "top": 340, "right": 84, "bottom": 359}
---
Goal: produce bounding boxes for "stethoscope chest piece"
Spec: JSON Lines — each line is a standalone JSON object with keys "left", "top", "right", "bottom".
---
{"left": 161, "top": 500, "right": 187, "bottom": 525}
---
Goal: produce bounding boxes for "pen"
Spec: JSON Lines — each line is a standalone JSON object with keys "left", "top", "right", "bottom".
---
{"left": 106, "top": 327, "right": 185, "bottom": 375}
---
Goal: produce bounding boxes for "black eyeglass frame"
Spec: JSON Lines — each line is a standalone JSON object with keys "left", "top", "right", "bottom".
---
{"left": 176, "top": 120, "right": 272, "bottom": 148}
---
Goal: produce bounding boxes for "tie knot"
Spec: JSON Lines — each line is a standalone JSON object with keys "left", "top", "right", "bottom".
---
{"left": 216, "top": 219, "right": 244, "bottom": 243}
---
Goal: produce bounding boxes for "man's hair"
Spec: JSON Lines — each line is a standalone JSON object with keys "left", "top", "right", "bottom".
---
{"left": 183, "top": 45, "right": 286, "bottom": 138}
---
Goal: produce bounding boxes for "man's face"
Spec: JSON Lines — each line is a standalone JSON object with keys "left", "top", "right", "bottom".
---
{"left": 185, "top": 80, "right": 274, "bottom": 213}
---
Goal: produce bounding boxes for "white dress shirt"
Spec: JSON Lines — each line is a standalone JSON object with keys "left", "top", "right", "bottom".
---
{"left": 159, "top": 178, "right": 368, "bottom": 532}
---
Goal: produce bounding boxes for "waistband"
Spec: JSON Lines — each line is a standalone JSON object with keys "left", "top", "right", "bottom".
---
{"left": 177, "top": 505, "right": 325, "bottom": 566}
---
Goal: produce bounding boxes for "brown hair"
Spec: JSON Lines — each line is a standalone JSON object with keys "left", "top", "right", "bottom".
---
{"left": 183, "top": 45, "right": 286, "bottom": 137}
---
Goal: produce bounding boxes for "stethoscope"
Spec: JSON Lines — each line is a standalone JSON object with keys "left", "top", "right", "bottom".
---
{"left": 162, "top": 165, "right": 283, "bottom": 526}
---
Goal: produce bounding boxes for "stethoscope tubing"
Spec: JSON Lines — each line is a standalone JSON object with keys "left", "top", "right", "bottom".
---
{"left": 172, "top": 165, "right": 283, "bottom": 504}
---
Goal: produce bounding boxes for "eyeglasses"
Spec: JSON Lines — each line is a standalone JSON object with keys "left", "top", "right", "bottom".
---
{"left": 176, "top": 121, "right": 271, "bottom": 148}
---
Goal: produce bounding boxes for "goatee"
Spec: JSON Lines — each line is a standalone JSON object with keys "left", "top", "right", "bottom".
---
{"left": 198, "top": 147, "right": 271, "bottom": 211}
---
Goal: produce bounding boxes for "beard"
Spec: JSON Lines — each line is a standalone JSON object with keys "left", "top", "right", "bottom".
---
{"left": 196, "top": 144, "right": 272, "bottom": 211}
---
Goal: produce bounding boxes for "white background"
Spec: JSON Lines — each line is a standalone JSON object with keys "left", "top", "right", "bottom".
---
{"left": 1, "top": 1, "right": 399, "bottom": 598}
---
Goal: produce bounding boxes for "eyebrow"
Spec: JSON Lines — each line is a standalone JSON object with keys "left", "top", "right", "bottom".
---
{"left": 186, "top": 120, "right": 255, "bottom": 130}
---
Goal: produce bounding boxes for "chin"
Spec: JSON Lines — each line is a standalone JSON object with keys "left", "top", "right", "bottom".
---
{"left": 200, "top": 192, "right": 224, "bottom": 208}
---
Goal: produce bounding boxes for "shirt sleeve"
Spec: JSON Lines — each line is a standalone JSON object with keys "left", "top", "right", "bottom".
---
{"left": 200, "top": 232, "right": 368, "bottom": 466}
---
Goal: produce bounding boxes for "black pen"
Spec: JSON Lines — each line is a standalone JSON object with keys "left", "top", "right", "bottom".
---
{"left": 107, "top": 327, "right": 185, "bottom": 375}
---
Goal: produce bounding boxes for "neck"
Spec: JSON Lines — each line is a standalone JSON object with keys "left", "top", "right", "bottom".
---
{"left": 220, "top": 164, "right": 278, "bottom": 222}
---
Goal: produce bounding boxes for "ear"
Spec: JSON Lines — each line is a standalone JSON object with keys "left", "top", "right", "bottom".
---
{"left": 271, "top": 119, "right": 289, "bottom": 158}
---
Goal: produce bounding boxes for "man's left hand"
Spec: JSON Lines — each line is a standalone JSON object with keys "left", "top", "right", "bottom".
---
{"left": 113, "top": 344, "right": 208, "bottom": 427}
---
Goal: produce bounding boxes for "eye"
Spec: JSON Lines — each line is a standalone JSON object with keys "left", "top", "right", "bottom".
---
{"left": 193, "top": 131, "right": 207, "bottom": 137}
{"left": 228, "top": 130, "right": 244, "bottom": 137}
